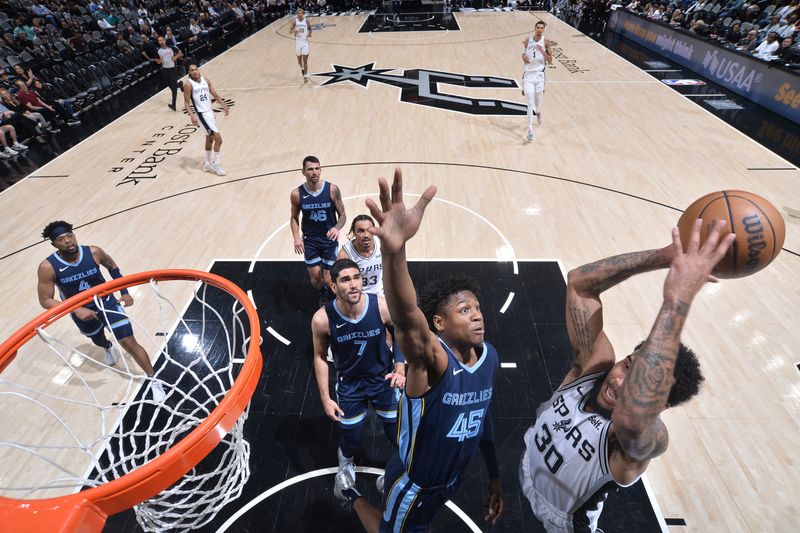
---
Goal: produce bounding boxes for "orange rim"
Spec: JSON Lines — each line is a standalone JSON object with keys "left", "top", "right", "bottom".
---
{"left": 0, "top": 269, "right": 262, "bottom": 532}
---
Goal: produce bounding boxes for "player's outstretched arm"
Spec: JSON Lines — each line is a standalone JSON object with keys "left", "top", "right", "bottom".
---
{"left": 564, "top": 243, "right": 673, "bottom": 382}
{"left": 612, "top": 221, "right": 733, "bottom": 467}
{"left": 289, "top": 189, "right": 304, "bottom": 255}
{"left": 311, "top": 308, "right": 344, "bottom": 422}
{"left": 366, "top": 169, "right": 444, "bottom": 395}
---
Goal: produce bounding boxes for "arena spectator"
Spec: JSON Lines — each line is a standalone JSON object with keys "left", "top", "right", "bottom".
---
{"left": 754, "top": 31, "right": 781, "bottom": 58}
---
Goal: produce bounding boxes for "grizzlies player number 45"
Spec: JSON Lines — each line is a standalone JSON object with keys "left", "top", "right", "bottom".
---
{"left": 447, "top": 408, "right": 485, "bottom": 442}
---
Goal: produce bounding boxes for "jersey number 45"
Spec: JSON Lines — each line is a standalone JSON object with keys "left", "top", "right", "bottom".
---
{"left": 446, "top": 408, "right": 484, "bottom": 442}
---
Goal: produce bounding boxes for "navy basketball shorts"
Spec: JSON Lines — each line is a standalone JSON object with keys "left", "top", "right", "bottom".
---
{"left": 71, "top": 301, "right": 134, "bottom": 340}
{"left": 380, "top": 454, "right": 463, "bottom": 533}
{"left": 335, "top": 374, "right": 400, "bottom": 428}
{"left": 303, "top": 234, "right": 338, "bottom": 269}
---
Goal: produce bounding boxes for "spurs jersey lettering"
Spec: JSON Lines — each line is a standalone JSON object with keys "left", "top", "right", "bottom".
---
{"left": 521, "top": 372, "right": 636, "bottom": 531}
{"left": 325, "top": 294, "right": 392, "bottom": 377}
{"left": 299, "top": 181, "right": 337, "bottom": 236}
{"left": 46, "top": 246, "right": 115, "bottom": 309}
{"left": 524, "top": 35, "right": 547, "bottom": 74}
{"left": 294, "top": 18, "right": 309, "bottom": 42}
{"left": 189, "top": 76, "right": 212, "bottom": 113}
{"left": 396, "top": 339, "right": 499, "bottom": 488}
{"left": 341, "top": 237, "right": 383, "bottom": 295}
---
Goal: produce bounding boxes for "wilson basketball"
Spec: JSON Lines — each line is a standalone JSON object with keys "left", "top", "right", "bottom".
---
{"left": 677, "top": 191, "right": 785, "bottom": 279}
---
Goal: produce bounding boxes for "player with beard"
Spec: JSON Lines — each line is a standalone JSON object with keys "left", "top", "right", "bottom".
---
{"left": 312, "top": 259, "right": 405, "bottom": 495}
{"left": 519, "top": 219, "right": 733, "bottom": 532}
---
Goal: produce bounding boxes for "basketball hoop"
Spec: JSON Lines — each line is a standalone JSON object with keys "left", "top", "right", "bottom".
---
{"left": 0, "top": 269, "right": 262, "bottom": 532}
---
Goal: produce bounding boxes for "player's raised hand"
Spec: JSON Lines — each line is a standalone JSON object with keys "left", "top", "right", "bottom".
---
{"left": 365, "top": 168, "right": 436, "bottom": 255}
{"left": 119, "top": 294, "right": 134, "bottom": 307}
{"left": 663, "top": 219, "right": 734, "bottom": 304}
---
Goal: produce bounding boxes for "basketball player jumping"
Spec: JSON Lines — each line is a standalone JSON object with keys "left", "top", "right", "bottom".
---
{"left": 184, "top": 61, "right": 229, "bottom": 176}
{"left": 522, "top": 20, "right": 552, "bottom": 142}
{"left": 335, "top": 169, "right": 505, "bottom": 532}
{"left": 289, "top": 8, "right": 312, "bottom": 83}
{"left": 312, "top": 259, "right": 405, "bottom": 497}
{"left": 338, "top": 215, "right": 384, "bottom": 295}
{"left": 290, "top": 155, "right": 347, "bottom": 304}
{"left": 36, "top": 221, "right": 166, "bottom": 402}
{"left": 519, "top": 219, "right": 734, "bottom": 532}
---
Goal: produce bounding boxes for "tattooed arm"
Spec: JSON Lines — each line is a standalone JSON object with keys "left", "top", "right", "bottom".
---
{"left": 610, "top": 220, "right": 734, "bottom": 483}
{"left": 564, "top": 246, "right": 672, "bottom": 382}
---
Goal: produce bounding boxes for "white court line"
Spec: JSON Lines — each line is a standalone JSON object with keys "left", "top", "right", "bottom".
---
{"left": 214, "top": 466, "right": 481, "bottom": 533}
{"left": 246, "top": 191, "right": 522, "bottom": 344}
{"left": 501, "top": 362, "right": 517, "bottom": 368}
{"left": 684, "top": 93, "right": 727, "bottom": 97}
{"left": 643, "top": 69, "right": 682, "bottom": 72}
{"left": 266, "top": 326, "right": 291, "bottom": 346}
{"left": 499, "top": 291, "right": 515, "bottom": 313}
{"left": 246, "top": 289, "right": 257, "bottom": 310}
{"left": 641, "top": 474, "right": 670, "bottom": 532}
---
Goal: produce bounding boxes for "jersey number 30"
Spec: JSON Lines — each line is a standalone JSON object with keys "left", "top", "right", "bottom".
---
{"left": 535, "top": 422, "right": 564, "bottom": 474}
{"left": 447, "top": 408, "right": 484, "bottom": 442}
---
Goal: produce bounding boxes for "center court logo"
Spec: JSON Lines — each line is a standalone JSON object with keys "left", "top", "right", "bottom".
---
{"left": 315, "top": 63, "right": 527, "bottom": 116}
{"left": 700, "top": 51, "right": 763, "bottom": 92}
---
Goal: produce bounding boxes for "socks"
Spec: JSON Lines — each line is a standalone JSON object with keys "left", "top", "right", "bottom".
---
{"left": 214, "top": 151, "right": 221, "bottom": 164}
{"left": 534, "top": 92, "right": 543, "bottom": 122}
{"left": 205, "top": 150, "right": 212, "bottom": 162}
{"left": 526, "top": 92, "right": 535, "bottom": 132}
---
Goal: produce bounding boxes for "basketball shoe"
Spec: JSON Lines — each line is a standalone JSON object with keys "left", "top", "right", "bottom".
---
{"left": 202, "top": 161, "right": 213, "bottom": 172}
{"left": 104, "top": 345, "right": 118, "bottom": 366}
{"left": 212, "top": 163, "right": 226, "bottom": 176}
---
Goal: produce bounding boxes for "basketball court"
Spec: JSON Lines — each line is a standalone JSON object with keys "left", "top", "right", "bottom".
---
{"left": 0, "top": 9, "right": 798, "bottom": 533}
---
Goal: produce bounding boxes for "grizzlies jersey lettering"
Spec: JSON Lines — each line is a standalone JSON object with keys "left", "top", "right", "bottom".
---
{"left": 294, "top": 18, "right": 309, "bottom": 42}
{"left": 300, "top": 181, "right": 337, "bottom": 237}
{"left": 341, "top": 237, "right": 383, "bottom": 295}
{"left": 46, "top": 246, "right": 115, "bottom": 309}
{"left": 397, "top": 338, "right": 498, "bottom": 488}
{"left": 325, "top": 293, "right": 392, "bottom": 377}
{"left": 189, "top": 76, "right": 212, "bottom": 113}
{"left": 520, "top": 372, "right": 636, "bottom": 532}
{"left": 524, "top": 35, "right": 547, "bottom": 74}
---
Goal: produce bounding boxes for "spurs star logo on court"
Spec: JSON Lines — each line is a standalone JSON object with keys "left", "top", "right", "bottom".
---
{"left": 315, "top": 63, "right": 527, "bottom": 116}
{"left": 183, "top": 97, "right": 236, "bottom": 115}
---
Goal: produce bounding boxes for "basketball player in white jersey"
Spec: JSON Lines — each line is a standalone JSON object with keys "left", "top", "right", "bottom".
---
{"left": 289, "top": 8, "right": 312, "bottom": 83}
{"left": 183, "top": 61, "right": 230, "bottom": 175}
{"left": 522, "top": 21, "right": 552, "bottom": 142}
{"left": 519, "top": 219, "right": 734, "bottom": 532}
{"left": 338, "top": 215, "right": 383, "bottom": 295}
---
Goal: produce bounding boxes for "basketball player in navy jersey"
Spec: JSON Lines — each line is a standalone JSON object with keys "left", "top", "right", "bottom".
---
{"left": 290, "top": 155, "right": 347, "bottom": 304}
{"left": 335, "top": 169, "right": 505, "bottom": 532}
{"left": 36, "top": 221, "right": 166, "bottom": 401}
{"left": 338, "top": 215, "right": 384, "bottom": 295}
{"left": 183, "top": 61, "right": 229, "bottom": 175}
{"left": 522, "top": 20, "right": 552, "bottom": 141}
{"left": 312, "top": 259, "right": 405, "bottom": 495}
{"left": 519, "top": 219, "right": 734, "bottom": 532}
{"left": 289, "top": 8, "right": 312, "bottom": 83}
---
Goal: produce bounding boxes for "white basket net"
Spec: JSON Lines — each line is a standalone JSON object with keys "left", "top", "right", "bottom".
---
{"left": 0, "top": 277, "right": 257, "bottom": 532}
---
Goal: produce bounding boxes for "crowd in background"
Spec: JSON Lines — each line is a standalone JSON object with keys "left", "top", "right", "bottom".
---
{"left": 542, "top": 0, "right": 800, "bottom": 64}
{"left": 0, "top": 0, "right": 288, "bottom": 159}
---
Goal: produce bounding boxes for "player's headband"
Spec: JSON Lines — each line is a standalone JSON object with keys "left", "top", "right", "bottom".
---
{"left": 50, "top": 226, "right": 72, "bottom": 240}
